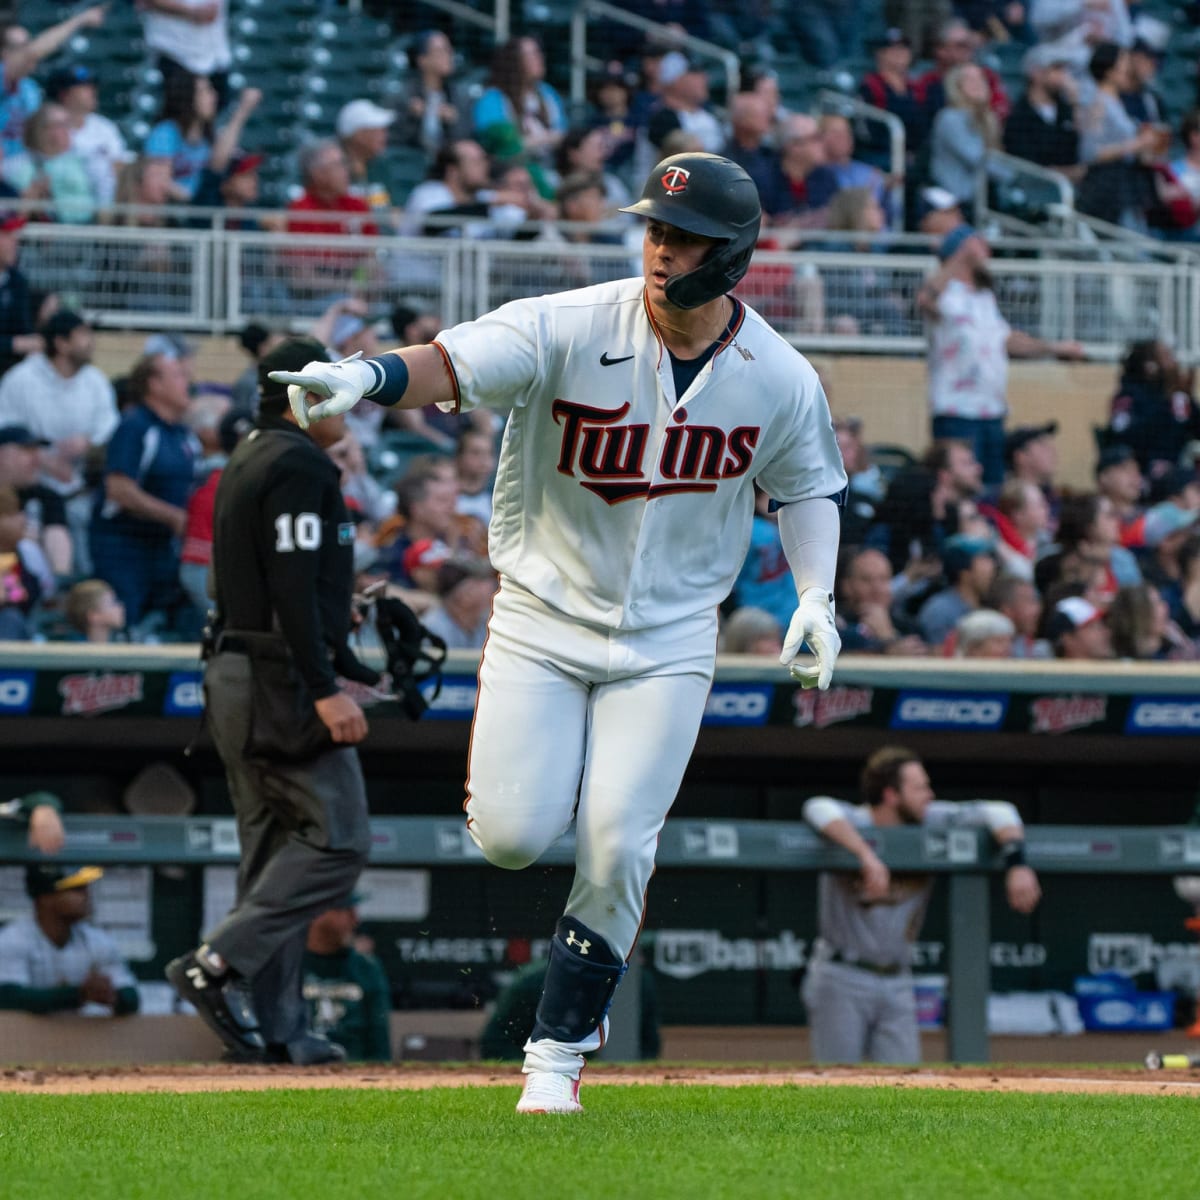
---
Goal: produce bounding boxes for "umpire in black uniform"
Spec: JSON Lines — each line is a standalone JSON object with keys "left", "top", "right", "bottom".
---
{"left": 167, "top": 337, "right": 379, "bottom": 1064}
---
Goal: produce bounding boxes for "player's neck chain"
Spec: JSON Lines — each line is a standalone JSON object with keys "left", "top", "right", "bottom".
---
{"left": 652, "top": 297, "right": 734, "bottom": 356}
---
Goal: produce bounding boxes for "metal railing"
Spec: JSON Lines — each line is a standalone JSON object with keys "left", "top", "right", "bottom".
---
{"left": 11, "top": 212, "right": 1195, "bottom": 358}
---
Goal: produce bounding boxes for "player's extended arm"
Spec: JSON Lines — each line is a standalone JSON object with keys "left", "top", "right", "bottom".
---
{"left": 803, "top": 798, "right": 890, "bottom": 901}
{"left": 268, "top": 346, "right": 454, "bottom": 430}
{"left": 777, "top": 497, "right": 841, "bottom": 690}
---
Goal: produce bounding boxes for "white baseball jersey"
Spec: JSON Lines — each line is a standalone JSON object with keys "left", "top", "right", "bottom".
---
{"left": 435, "top": 277, "right": 847, "bottom": 629}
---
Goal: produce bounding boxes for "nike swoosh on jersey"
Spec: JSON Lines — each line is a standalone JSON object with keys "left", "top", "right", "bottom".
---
{"left": 599, "top": 352, "right": 635, "bottom": 366}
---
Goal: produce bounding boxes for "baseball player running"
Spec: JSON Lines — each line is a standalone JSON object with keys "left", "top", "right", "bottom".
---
{"left": 802, "top": 745, "right": 1042, "bottom": 1063}
{"left": 271, "top": 152, "right": 847, "bottom": 1112}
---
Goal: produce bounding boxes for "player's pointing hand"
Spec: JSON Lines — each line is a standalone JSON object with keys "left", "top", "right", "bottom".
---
{"left": 781, "top": 587, "right": 841, "bottom": 691}
{"left": 268, "top": 351, "right": 375, "bottom": 430}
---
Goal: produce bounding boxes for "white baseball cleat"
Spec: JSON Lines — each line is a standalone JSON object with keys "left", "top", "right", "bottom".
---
{"left": 516, "top": 1071, "right": 583, "bottom": 1114}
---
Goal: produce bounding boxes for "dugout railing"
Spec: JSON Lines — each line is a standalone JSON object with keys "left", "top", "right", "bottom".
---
{"left": 2, "top": 815, "right": 1196, "bottom": 1062}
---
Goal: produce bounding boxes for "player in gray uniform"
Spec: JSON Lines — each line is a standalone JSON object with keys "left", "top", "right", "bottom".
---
{"left": 802, "top": 745, "right": 1041, "bottom": 1063}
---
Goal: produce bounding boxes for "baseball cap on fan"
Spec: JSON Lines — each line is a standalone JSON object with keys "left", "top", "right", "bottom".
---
{"left": 658, "top": 51, "right": 699, "bottom": 87}
{"left": 402, "top": 538, "right": 451, "bottom": 578}
{"left": 336, "top": 99, "right": 395, "bottom": 140}
{"left": 1047, "top": 596, "right": 1104, "bottom": 640}
{"left": 0, "top": 424, "right": 49, "bottom": 447}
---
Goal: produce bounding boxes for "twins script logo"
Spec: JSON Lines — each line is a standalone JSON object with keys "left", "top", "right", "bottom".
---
{"left": 58, "top": 672, "right": 144, "bottom": 717}
{"left": 1029, "top": 695, "right": 1107, "bottom": 735}
{"left": 661, "top": 166, "right": 690, "bottom": 194}
{"left": 792, "top": 686, "right": 874, "bottom": 730}
{"left": 553, "top": 399, "right": 760, "bottom": 504}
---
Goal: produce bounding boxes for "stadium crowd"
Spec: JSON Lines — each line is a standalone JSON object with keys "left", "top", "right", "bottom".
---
{"left": 0, "top": 0, "right": 1197, "bottom": 665}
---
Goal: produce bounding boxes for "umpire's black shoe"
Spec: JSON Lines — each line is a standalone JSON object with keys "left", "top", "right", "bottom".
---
{"left": 166, "top": 951, "right": 266, "bottom": 1057}
{"left": 279, "top": 1034, "right": 348, "bottom": 1066}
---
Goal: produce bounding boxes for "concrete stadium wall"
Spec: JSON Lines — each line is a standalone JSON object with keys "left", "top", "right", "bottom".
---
{"left": 93, "top": 334, "right": 1116, "bottom": 492}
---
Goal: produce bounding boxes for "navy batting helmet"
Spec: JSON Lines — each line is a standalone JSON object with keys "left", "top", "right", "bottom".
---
{"left": 620, "top": 152, "right": 762, "bottom": 310}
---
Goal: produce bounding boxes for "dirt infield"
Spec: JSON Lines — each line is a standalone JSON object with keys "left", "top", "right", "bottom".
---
{"left": 4, "top": 1063, "right": 1200, "bottom": 1098}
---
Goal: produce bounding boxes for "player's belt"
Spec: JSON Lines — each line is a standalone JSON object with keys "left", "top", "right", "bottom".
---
{"left": 826, "top": 949, "right": 905, "bottom": 977}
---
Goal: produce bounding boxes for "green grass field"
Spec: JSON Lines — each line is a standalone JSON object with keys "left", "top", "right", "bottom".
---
{"left": 1, "top": 1083, "right": 1195, "bottom": 1200}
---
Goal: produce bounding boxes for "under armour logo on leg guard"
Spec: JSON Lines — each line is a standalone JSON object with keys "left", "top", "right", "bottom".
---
{"left": 565, "top": 931, "right": 591, "bottom": 955}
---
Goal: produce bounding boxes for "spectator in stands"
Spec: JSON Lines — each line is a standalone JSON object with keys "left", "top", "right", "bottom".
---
{"left": 145, "top": 71, "right": 220, "bottom": 202}
{"left": 730, "top": 487, "right": 795, "bottom": 636}
{"left": 63, "top": 577, "right": 126, "bottom": 643}
{"left": 1048, "top": 595, "right": 1113, "bottom": 659}
{"left": 89, "top": 353, "right": 199, "bottom": 634}
{"left": 872, "top": 439, "right": 983, "bottom": 583}
{"left": 3, "top": 102, "right": 96, "bottom": 225}
{"left": 400, "top": 139, "right": 525, "bottom": 238}
{"left": 1108, "top": 581, "right": 1197, "bottom": 660}
{"left": 555, "top": 126, "right": 632, "bottom": 214}
{"left": 420, "top": 553, "right": 497, "bottom": 650}
{"left": 0, "top": 424, "right": 69, "bottom": 578}
{"left": 915, "top": 18, "right": 1010, "bottom": 123}
{"left": 1029, "top": 0, "right": 1131, "bottom": 84}
{"left": 109, "top": 154, "right": 174, "bottom": 226}
{"left": 180, "top": 407, "right": 249, "bottom": 615}
{"left": 953, "top": 607, "right": 1015, "bottom": 657}
{"left": 400, "top": 537, "right": 450, "bottom": 601}
{"left": 645, "top": 54, "right": 725, "bottom": 162}
{"left": 723, "top": 91, "right": 780, "bottom": 206}
{"left": 836, "top": 546, "right": 927, "bottom": 655}
{"left": 1004, "top": 421, "right": 1061, "bottom": 532}
{"left": 785, "top": 0, "right": 861, "bottom": 68}
{"left": 928, "top": 63, "right": 1002, "bottom": 212}
{"left": 0, "top": 9, "right": 106, "bottom": 159}
{"left": 394, "top": 30, "right": 469, "bottom": 157}
{"left": 721, "top": 604, "right": 784, "bottom": 655}
{"left": 454, "top": 427, "right": 496, "bottom": 528}
{"left": 0, "top": 864, "right": 139, "bottom": 1016}
{"left": 337, "top": 99, "right": 396, "bottom": 212}
{"left": 881, "top": 0, "right": 951, "bottom": 60}
{"left": 329, "top": 430, "right": 395, "bottom": 547}
{"left": 916, "top": 531, "right": 996, "bottom": 646}
{"left": 916, "top": 185, "right": 965, "bottom": 236}
{"left": 1095, "top": 443, "right": 1145, "bottom": 531}
{"left": 986, "top": 478, "right": 1049, "bottom": 581}
{"left": 0, "top": 483, "right": 41, "bottom": 638}
{"left": 918, "top": 225, "right": 1083, "bottom": 485}
{"left": 374, "top": 457, "right": 484, "bottom": 586}
{"left": 0, "top": 310, "right": 118, "bottom": 568}
{"left": 807, "top": 115, "right": 888, "bottom": 213}
{"left": 986, "top": 574, "right": 1048, "bottom": 657}
{"left": 473, "top": 36, "right": 568, "bottom": 175}
{"left": 302, "top": 898, "right": 391, "bottom": 1063}
{"left": 859, "top": 28, "right": 928, "bottom": 167}
{"left": 1003, "top": 44, "right": 1084, "bottom": 181}
{"left": 761, "top": 114, "right": 829, "bottom": 231}
{"left": 1106, "top": 339, "right": 1200, "bottom": 482}
{"left": 0, "top": 211, "right": 37, "bottom": 377}
{"left": 555, "top": 172, "right": 625, "bottom": 264}
{"left": 47, "top": 64, "right": 130, "bottom": 212}
{"left": 188, "top": 86, "right": 264, "bottom": 217}
{"left": 1077, "top": 43, "right": 1160, "bottom": 231}
{"left": 1171, "top": 534, "right": 1200, "bottom": 645}
{"left": 587, "top": 63, "right": 637, "bottom": 175}
{"left": 1056, "top": 492, "right": 1142, "bottom": 605}
{"left": 1170, "top": 109, "right": 1200, "bottom": 236}
{"left": 1121, "top": 18, "right": 1170, "bottom": 126}
{"left": 230, "top": 321, "right": 282, "bottom": 416}
{"left": 139, "top": 0, "right": 232, "bottom": 113}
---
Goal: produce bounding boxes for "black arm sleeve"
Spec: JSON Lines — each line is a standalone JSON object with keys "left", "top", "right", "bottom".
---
{"left": 259, "top": 465, "right": 341, "bottom": 699}
{"left": 0, "top": 982, "right": 81, "bottom": 1013}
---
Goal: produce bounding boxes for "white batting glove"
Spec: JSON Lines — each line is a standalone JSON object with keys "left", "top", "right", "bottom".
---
{"left": 780, "top": 587, "right": 841, "bottom": 691}
{"left": 267, "top": 351, "right": 375, "bottom": 430}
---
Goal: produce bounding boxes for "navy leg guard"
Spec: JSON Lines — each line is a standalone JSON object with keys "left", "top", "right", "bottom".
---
{"left": 529, "top": 916, "right": 627, "bottom": 1044}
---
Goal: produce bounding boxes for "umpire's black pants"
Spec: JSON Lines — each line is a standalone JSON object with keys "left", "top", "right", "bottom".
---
{"left": 202, "top": 651, "right": 370, "bottom": 1048}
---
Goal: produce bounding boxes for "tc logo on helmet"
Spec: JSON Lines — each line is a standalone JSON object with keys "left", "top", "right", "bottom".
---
{"left": 661, "top": 166, "right": 690, "bottom": 194}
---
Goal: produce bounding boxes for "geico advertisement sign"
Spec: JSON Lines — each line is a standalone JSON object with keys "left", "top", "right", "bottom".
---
{"left": 0, "top": 671, "right": 34, "bottom": 714}
{"left": 1125, "top": 698, "right": 1200, "bottom": 735}
{"left": 165, "top": 671, "right": 204, "bottom": 715}
{"left": 702, "top": 685, "right": 772, "bottom": 725}
{"left": 891, "top": 691, "right": 1008, "bottom": 730}
{"left": 653, "top": 932, "right": 1045, "bottom": 980}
